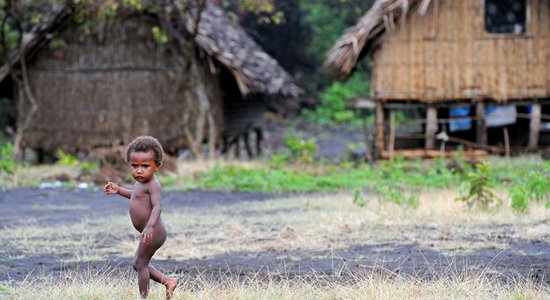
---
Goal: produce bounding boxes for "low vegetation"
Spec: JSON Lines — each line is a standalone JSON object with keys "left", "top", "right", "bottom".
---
{"left": 2, "top": 190, "right": 550, "bottom": 299}
{"left": 3, "top": 268, "right": 549, "bottom": 299}
{"left": 0, "top": 137, "right": 549, "bottom": 213}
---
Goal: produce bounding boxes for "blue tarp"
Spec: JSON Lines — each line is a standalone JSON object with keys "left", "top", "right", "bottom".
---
{"left": 485, "top": 105, "right": 516, "bottom": 127}
{"left": 449, "top": 105, "right": 517, "bottom": 132}
{"left": 449, "top": 106, "right": 471, "bottom": 132}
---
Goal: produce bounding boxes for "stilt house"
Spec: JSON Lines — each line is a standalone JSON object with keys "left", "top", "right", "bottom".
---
{"left": 0, "top": 1, "right": 300, "bottom": 158}
{"left": 326, "top": 0, "right": 550, "bottom": 159}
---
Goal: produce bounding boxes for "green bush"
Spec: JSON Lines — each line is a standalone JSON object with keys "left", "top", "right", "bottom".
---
{"left": 56, "top": 150, "right": 79, "bottom": 166}
{"left": 456, "top": 162, "right": 500, "bottom": 209}
{"left": 0, "top": 143, "right": 17, "bottom": 174}
{"left": 376, "top": 185, "right": 419, "bottom": 208}
{"left": 283, "top": 136, "right": 317, "bottom": 164}
{"left": 352, "top": 190, "right": 367, "bottom": 207}
{"left": 509, "top": 171, "right": 550, "bottom": 213}
{"left": 526, "top": 172, "right": 550, "bottom": 202}
{"left": 79, "top": 160, "right": 99, "bottom": 175}
{"left": 510, "top": 184, "right": 530, "bottom": 213}
{"left": 301, "top": 72, "right": 369, "bottom": 127}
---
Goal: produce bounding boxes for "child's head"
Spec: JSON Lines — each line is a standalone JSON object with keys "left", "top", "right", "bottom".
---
{"left": 126, "top": 136, "right": 164, "bottom": 166}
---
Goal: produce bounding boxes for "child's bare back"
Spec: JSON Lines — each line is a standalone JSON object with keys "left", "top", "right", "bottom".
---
{"left": 104, "top": 136, "right": 177, "bottom": 299}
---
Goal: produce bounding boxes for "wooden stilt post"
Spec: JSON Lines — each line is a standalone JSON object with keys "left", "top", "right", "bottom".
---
{"left": 375, "top": 101, "right": 385, "bottom": 159}
{"left": 528, "top": 103, "right": 541, "bottom": 151}
{"left": 389, "top": 110, "right": 396, "bottom": 160}
{"left": 425, "top": 105, "right": 437, "bottom": 150}
{"left": 503, "top": 127, "right": 510, "bottom": 158}
{"left": 476, "top": 102, "right": 487, "bottom": 147}
{"left": 361, "top": 112, "right": 372, "bottom": 163}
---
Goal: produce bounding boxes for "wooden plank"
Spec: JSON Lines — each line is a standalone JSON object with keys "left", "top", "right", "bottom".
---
{"left": 381, "top": 149, "right": 488, "bottom": 159}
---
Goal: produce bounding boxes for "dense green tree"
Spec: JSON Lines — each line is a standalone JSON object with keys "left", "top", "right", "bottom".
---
{"left": 225, "top": 0, "right": 375, "bottom": 122}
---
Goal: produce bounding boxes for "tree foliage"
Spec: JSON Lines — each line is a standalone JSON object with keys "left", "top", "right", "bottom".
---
{"left": 217, "top": 0, "right": 283, "bottom": 24}
{"left": 299, "top": 0, "right": 374, "bottom": 65}
{"left": 0, "top": 0, "right": 153, "bottom": 65}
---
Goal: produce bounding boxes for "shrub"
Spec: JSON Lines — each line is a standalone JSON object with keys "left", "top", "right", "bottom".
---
{"left": 456, "top": 162, "right": 500, "bottom": 209}
{"left": 352, "top": 189, "right": 367, "bottom": 207}
{"left": 377, "top": 185, "right": 419, "bottom": 208}
{"left": 0, "top": 143, "right": 16, "bottom": 174}
{"left": 509, "top": 171, "right": 550, "bottom": 213}
{"left": 509, "top": 184, "right": 530, "bottom": 213}
{"left": 283, "top": 136, "right": 316, "bottom": 164}
{"left": 79, "top": 160, "right": 99, "bottom": 175}
{"left": 56, "top": 150, "right": 79, "bottom": 166}
{"left": 301, "top": 72, "right": 369, "bottom": 127}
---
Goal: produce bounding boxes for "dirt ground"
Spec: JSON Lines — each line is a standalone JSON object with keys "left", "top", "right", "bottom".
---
{"left": 1, "top": 188, "right": 550, "bottom": 285}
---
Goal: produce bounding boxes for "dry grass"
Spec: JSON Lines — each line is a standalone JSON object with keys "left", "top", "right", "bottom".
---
{"left": 2, "top": 267, "right": 549, "bottom": 299}
{"left": 0, "top": 164, "right": 81, "bottom": 188}
{"left": 3, "top": 188, "right": 549, "bottom": 263}
{"left": 113, "top": 190, "right": 550, "bottom": 260}
{"left": 0, "top": 217, "right": 131, "bottom": 261}
{"left": 2, "top": 186, "right": 550, "bottom": 298}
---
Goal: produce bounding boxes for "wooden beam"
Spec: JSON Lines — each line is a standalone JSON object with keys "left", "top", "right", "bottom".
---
{"left": 528, "top": 103, "right": 541, "bottom": 151}
{"left": 425, "top": 105, "right": 437, "bottom": 149}
{"left": 375, "top": 101, "right": 385, "bottom": 159}
{"left": 475, "top": 102, "right": 487, "bottom": 146}
{"left": 381, "top": 149, "right": 487, "bottom": 159}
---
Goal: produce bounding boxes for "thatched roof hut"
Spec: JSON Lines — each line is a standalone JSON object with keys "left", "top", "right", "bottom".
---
{"left": 326, "top": 0, "right": 550, "bottom": 102}
{"left": 325, "top": 0, "right": 550, "bottom": 157}
{"left": 0, "top": 0, "right": 300, "bottom": 155}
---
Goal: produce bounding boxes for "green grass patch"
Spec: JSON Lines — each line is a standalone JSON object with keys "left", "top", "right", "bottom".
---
{"left": 166, "top": 158, "right": 464, "bottom": 193}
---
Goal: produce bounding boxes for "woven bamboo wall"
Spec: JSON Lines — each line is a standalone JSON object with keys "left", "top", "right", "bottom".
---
{"left": 16, "top": 16, "right": 223, "bottom": 152}
{"left": 372, "top": 0, "right": 550, "bottom": 101}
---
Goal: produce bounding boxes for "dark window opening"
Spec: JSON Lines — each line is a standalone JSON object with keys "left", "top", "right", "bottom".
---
{"left": 485, "top": 0, "right": 527, "bottom": 34}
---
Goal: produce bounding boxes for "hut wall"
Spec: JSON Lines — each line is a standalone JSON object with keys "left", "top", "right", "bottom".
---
{"left": 16, "top": 16, "right": 223, "bottom": 152}
{"left": 219, "top": 67, "right": 264, "bottom": 136}
{"left": 372, "top": 0, "right": 550, "bottom": 101}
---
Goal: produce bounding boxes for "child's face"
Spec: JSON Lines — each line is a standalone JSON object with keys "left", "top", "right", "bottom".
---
{"left": 128, "top": 151, "right": 159, "bottom": 183}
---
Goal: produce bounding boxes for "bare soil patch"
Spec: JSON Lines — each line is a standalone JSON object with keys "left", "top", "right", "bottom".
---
{"left": 1, "top": 188, "right": 549, "bottom": 284}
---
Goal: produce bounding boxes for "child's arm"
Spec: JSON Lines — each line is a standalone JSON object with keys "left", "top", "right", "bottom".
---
{"left": 141, "top": 181, "right": 162, "bottom": 245}
{"left": 104, "top": 182, "right": 132, "bottom": 199}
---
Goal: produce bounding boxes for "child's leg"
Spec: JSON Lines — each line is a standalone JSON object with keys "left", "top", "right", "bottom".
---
{"left": 133, "top": 225, "right": 177, "bottom": 299}
{"left": 133, "top": 241, "right": 157, "bottom": 298}
{"left": 148, "top": 266, "right": 178, "bottom": 299}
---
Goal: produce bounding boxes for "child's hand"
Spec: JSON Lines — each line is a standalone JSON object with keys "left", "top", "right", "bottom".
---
{"left": 141, "top": 225, "right": 154, "bottom": 245}
{"left": 104, "top": 182, "right": 119, "bottom": 195}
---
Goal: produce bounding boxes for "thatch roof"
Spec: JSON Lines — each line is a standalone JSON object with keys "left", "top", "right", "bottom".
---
{"left": 182, "top": 2, "right": 301, "bottom": 97}
{"left": 324, "top": 0, "right": 436, "bottom": 79}
{"left": 0, "top": 0, "right": 300, "bottom": 98}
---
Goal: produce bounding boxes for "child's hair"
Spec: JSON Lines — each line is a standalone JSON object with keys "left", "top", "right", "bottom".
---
{"left": 126, "top": 136, "right": 164, "bottom": 166}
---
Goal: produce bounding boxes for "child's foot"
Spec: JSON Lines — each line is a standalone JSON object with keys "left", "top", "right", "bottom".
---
{"left": 165, "top": 278, "right": 178, "bottom": 300}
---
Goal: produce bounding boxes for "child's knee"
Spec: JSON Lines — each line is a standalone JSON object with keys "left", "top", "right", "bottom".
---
{"left": 132, "top": 258, "right": 146, "bottom": 271}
